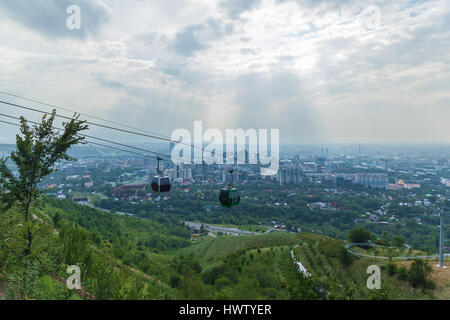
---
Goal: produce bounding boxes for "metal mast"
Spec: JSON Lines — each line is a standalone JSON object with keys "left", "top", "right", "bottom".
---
{"left": 437, "top": 207, "right": 448, "bottom": 269}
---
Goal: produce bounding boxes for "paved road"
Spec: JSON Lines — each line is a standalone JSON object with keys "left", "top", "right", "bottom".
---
{"left": 78, "top": 201, "right": 136, "bottom": 217}
{"left": 184, "top": 221, "right": 262, "bottom": 236}
{"left": 345, "top": 243, "right": 450, "bottom": 260}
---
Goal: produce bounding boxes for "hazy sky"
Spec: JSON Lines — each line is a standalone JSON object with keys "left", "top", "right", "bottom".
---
{"left": 0, "top": 0, "right": 449, "bottom": 144}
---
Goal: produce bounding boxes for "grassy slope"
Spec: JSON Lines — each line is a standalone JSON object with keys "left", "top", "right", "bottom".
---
{"left": 294, "top": 238, "right": 448, "bottom": 300}
{"left": 4, "top": 197, "right": 448, "bottom": 300}
{"left": 179, "top": 232, "right": 301, "bottom": 266}
{"left": 2, "top": 201, "right": 180, "bottom": 300}
{"left": 181, "top": 231, "right": 448, "bottom": 300}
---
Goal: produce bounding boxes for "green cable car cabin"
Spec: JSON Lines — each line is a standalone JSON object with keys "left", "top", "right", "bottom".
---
{"left": 219, "top": 170, "right": 240, "bottom": 208}
{"left": 219, "top": 186, "right": 240, "bottom": 208}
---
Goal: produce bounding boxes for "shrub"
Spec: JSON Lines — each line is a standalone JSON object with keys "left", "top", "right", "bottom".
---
{"left": 386, "top": 263, "right": 397, "bottom": 276}
{"left": 348, "top": 227, "right": 371, "bottom": 244}
{"left": 407, "top": 259, "right": 434, "bottom": 289}
{"left": 397, "top": 266, "right": 408, "bottom": 281}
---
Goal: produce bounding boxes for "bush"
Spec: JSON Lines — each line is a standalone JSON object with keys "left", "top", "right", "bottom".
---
{"left": 386, "top": 263, "right": 397, "bottom": 276}
{"left": 348, "top": 227, "right": 371, "bottom": 244}
{"left": 397, "top": 266, "right": 408, "bottom": 281}
{"left": 318, "top": 240, "right": 354, "bottom": 266}
{"left": 407, "top": 259, "right": 434, "bottom": 289}
{"left": 375, "top": 239, "right": 390, "bottom": 246}
{"left": 393, "top": 236, "right": 404, "bottom": 248}
{"left": 170, "top": 275, "right": 181, "bottom": 288}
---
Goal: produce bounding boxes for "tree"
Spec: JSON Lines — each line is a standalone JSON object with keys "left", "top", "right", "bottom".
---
{"left": 348, "top": 227, "right": 371, "bottom": 244}
{"left": 407, "top": 259, "right": 434, "bottom": 289}
{"left": 375, "top": 238, "right": 390, "bottom": 246}
{"left": 386, "top": 263, "right": 397, "bottom": 276}
{"left": 0, "top": 110, "right": 88, "bottom": 254}
{"left": 392, "top": 236, "right": 404, "bottom": 248}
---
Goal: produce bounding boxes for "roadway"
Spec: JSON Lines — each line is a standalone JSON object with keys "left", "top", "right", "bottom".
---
{"left": 345, "top": 243, "right": 450, "bottom": 260}
{"left": 184, "top": 221, "right": 262, "bottom": 236}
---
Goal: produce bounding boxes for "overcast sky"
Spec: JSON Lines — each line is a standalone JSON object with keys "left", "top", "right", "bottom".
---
{"left": 0, "top": 0, "right": 449, "bottom": 145}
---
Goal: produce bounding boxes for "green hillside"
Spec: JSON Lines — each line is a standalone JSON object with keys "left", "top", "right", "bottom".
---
{"left": 180, "top": 232, "right": 301, "bottom": 266}
{"left": 1, "top": 197, "right": 448, "bottom": 300}
{"left": 293, "top": 237, "right": 448, "bottom": 299}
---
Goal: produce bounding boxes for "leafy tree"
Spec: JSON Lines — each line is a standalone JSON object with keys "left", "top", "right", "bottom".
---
{"left": 397, "top": 266, "right": 408, "bottom": 281}
{"left": 367, "top": 287, "right": 390, "bottom": 300}
{"left": 407, "top": 259, "right": 434, "bottom": 289}
{"left": 348, "top": 227, "right": 371, "bottom": 244}
{"left": 392, "top": 236, "right": 404, "bottom": 248}
{"left": 0, "top": 110, "right": 87, "bottom": 254}
{"left": 386, "top": 263, "right": 397, "bottom": 276}
{"left": 375, "top": 238, "right": 390, "bottom": 246}
{"left": 169, "top": 275, "right": 181, "bottom": 288}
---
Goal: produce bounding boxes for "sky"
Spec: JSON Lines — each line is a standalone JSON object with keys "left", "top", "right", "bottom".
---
{"left": 0, "top": 0, "right": 449, "bottom": 145}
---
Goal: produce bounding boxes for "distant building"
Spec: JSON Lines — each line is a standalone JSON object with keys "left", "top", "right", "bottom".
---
{"left": 301, "top": 161, "right": 317, "bottom": 173}
{"left": 354, "top": 173, "right": 388, "bottom": 189}
{"left": 63, "top": 166, "right": 88, "bottom": 175}
{"left": 441, "top": 177, "right": 450, "bottom": 188}
{"left": 277, "top": 167, "right": 302, "bottom": 185}
{"left": 309, "top": 202, "right": 330, "bottom": 210}
{"left": 165, "top": 165, "right": 192, "bottom": 182}
{"left": 388, "top": 180, "right": 421, "bottom": 190}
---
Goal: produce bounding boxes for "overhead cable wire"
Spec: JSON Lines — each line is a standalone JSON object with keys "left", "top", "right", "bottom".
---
{"left": 0, "top": 99, "right": 176, "bottom": 143}
{"left": 0, "top": 118, "right": 162, "bottom": 160}
{"left": 0, "top": 113, "right": 171, "bottom": 160}
{"left": 0, "top": 90, "right": 170, "bottom": 139}
{"left": 0, "top": 92, "right": 206, "bottom": 152}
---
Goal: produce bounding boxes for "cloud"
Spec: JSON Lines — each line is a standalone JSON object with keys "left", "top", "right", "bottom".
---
{"left": 0, "top": 0, "right": 450, "bottom": 144}
{"left": 219, "top": 0, "right": 262, "bottom": 19}
{"left": 103, "top": 85, "right": 209, "bottom": 140}
{"left": 92, "top": 73, "right": 124, "bottom": 89}
{"left": 171, "top": 18, "right": 234, "bottom": 56}
{"left": 228, "top": 72, "right": 322, "bottom": 143}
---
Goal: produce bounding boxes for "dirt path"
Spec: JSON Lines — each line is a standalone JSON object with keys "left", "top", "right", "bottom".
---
{"left": 50, "top": 273, "right": 94, "bottom": 300}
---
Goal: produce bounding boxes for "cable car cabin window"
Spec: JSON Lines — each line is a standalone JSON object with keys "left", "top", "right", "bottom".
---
{"left": 159, "top": 176, "right": 171, "bottom": 192}
{"left": 151, "top": 175, "right": 171, "bottom": 193}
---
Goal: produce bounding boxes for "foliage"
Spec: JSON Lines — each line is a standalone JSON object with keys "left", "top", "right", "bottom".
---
{"left": 0, "top": 110, "right": 87, "bottom": 254}
{"left": 348, "top": 227, "right": 372, "bottom": 244}
{"left": 406, "top": 259, "right": 435, "bottom": 289}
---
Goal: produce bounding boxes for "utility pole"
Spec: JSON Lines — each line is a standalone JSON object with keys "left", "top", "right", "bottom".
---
{"left": 437, "top": 207, "right": 448, "bottom": 269}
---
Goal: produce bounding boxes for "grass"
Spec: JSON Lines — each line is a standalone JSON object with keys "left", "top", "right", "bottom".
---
{"left": 351, "top": 245, "right": 429, "bottom": 258}
{"left": 179, "top": 232, "right": 301, "bottom": 267}
{"left": 37, "top": 275, "right": 83, "bottom": 300}
{"left": 293, "top": 238, "right": 446, "bottom": 299}
{"left": 190, "top": 221, "right": 269, "bottom": 233}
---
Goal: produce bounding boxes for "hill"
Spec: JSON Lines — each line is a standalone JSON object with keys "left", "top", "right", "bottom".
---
{"left": 1, "top": 197, "right": 448, "bottom": 300}
{"left": 293, "top": 237, "right": 449, "bottom": 299}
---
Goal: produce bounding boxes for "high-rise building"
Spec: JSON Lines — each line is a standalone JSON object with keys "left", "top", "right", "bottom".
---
{"left": 277, "top": 167, "right": 302, "bottom": 185}
{"left": 354, "top": 173, "right": 388, "bottom": 189}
